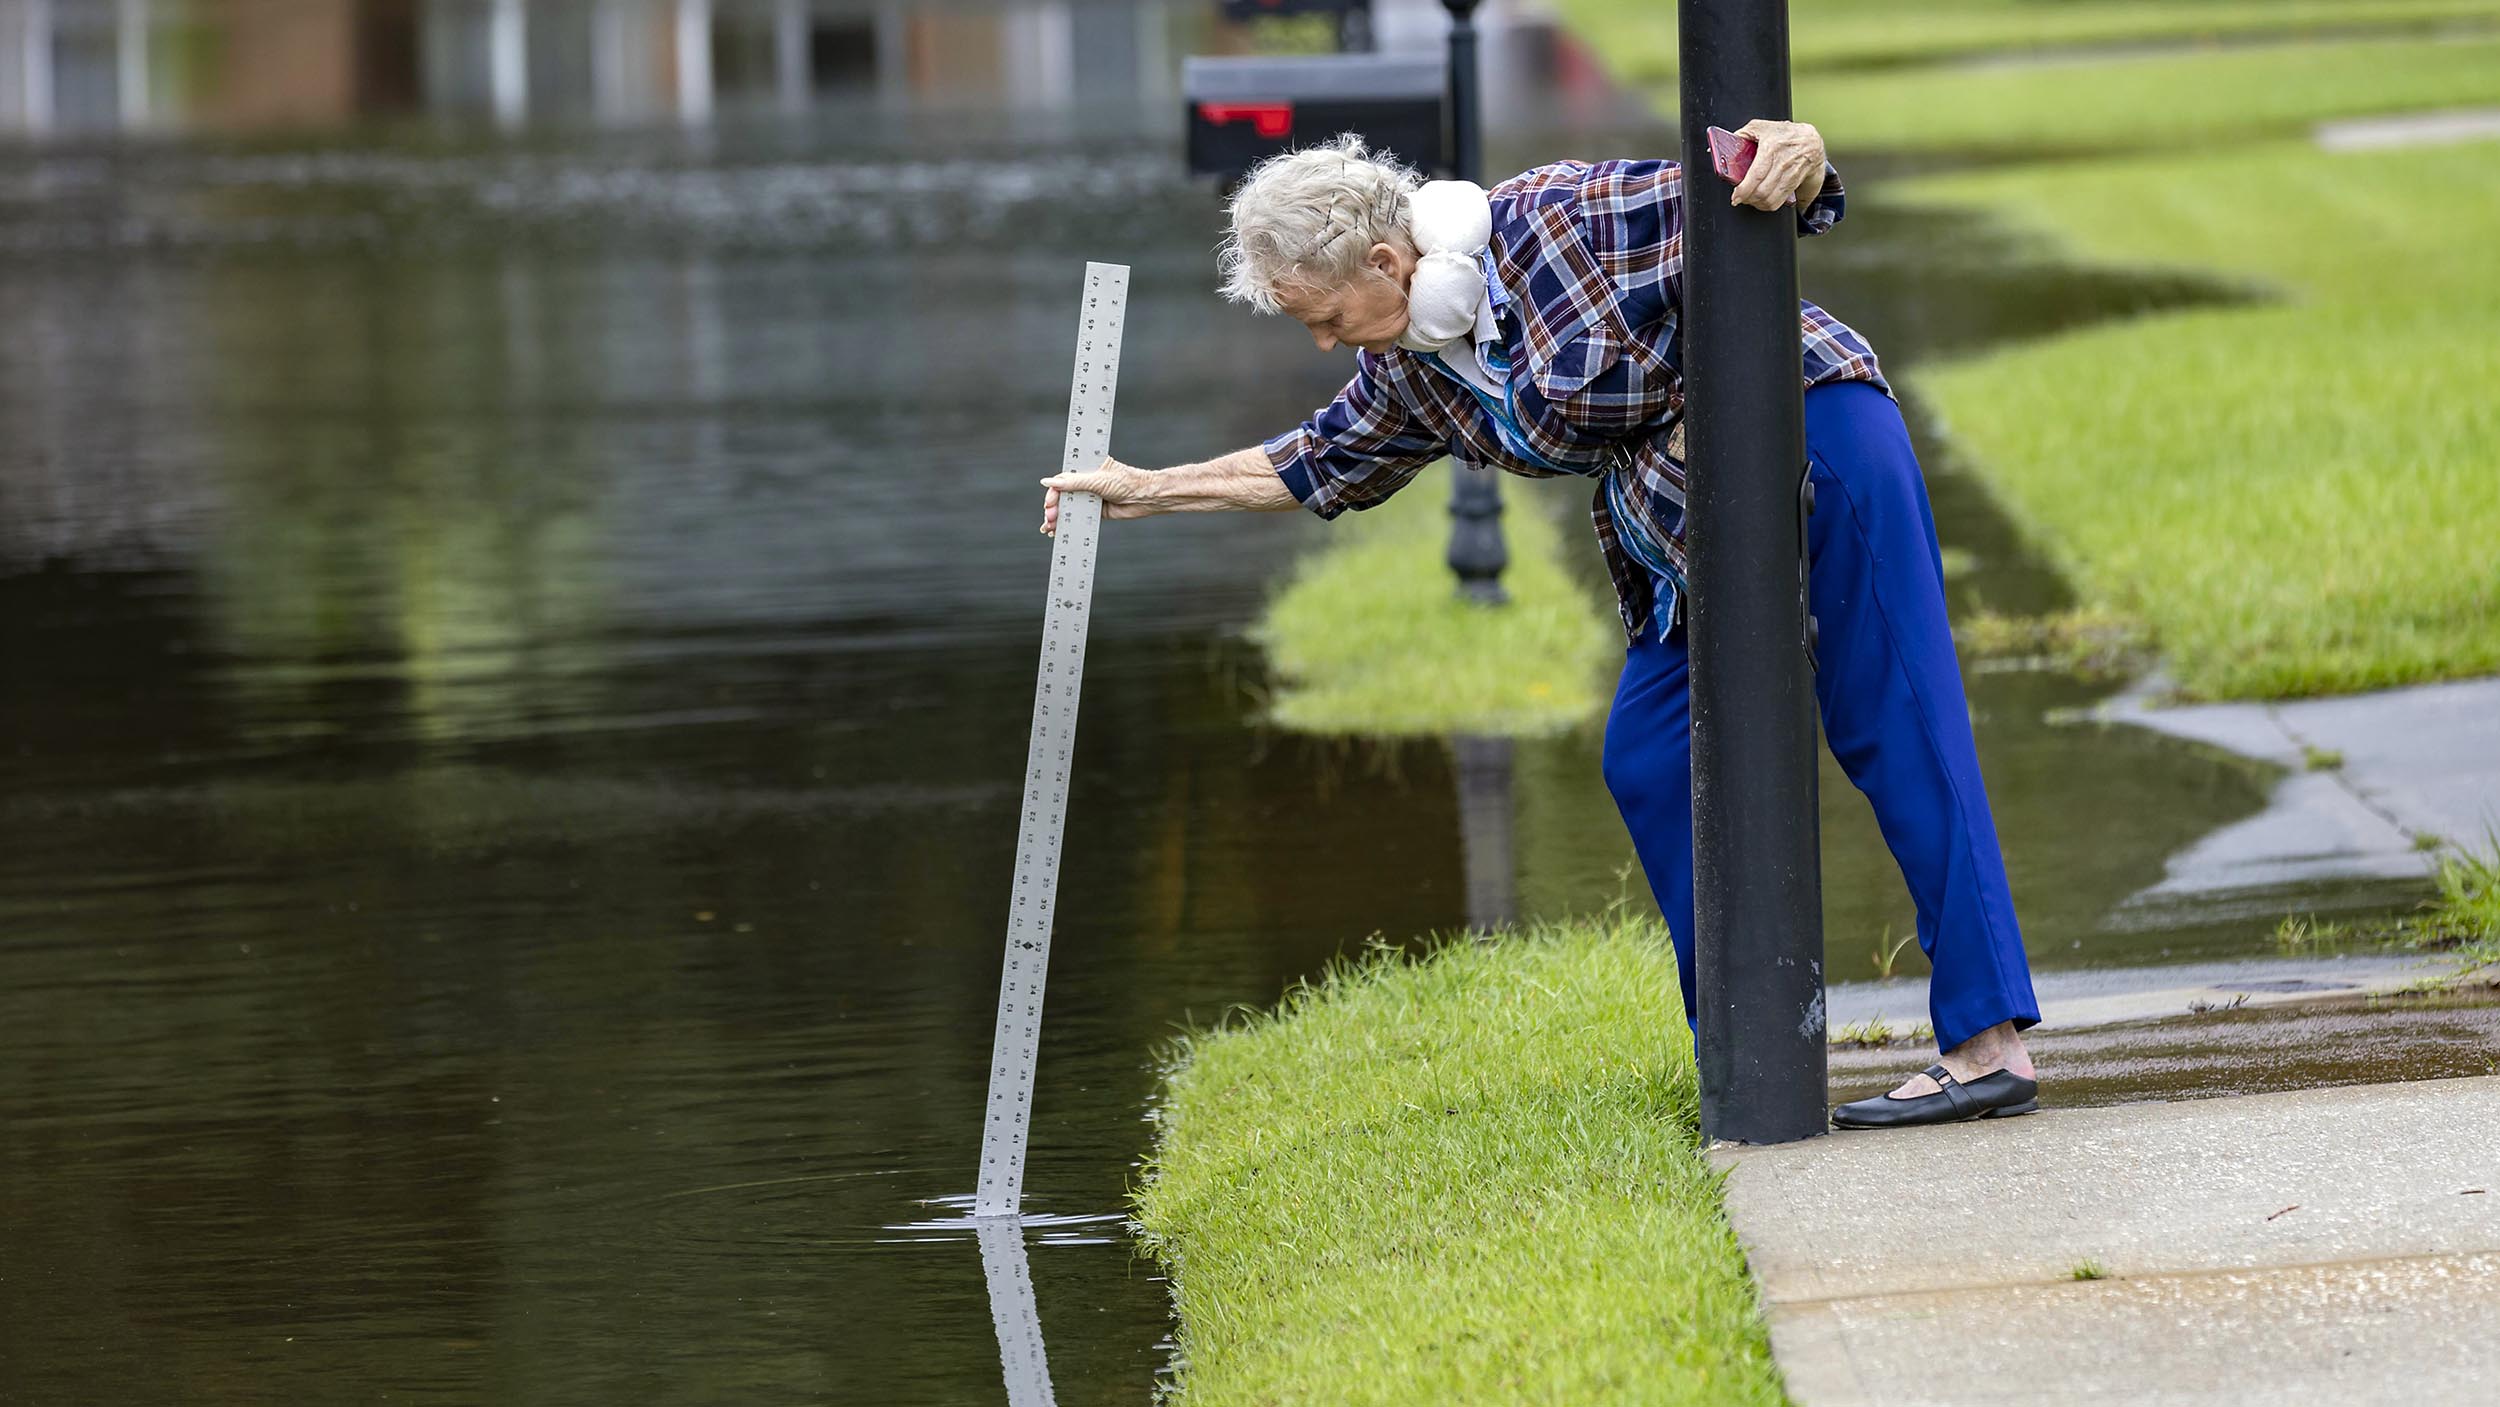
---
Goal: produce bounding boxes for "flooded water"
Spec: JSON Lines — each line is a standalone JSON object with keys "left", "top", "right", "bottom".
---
{"left": 0, "top": 2, "right": 2440, "bottom": 1403}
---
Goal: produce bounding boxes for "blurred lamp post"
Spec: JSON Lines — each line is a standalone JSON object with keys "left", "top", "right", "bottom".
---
{"left": 1440, "top": 0, "right": 1509, "bottom": 605}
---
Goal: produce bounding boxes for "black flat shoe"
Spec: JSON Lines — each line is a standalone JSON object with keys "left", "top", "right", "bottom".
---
{"left": 1830, "top": 1064, "right": 2039, "bottom": 1129}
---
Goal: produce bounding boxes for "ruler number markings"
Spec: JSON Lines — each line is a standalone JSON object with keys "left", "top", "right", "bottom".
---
{"left": 972, "top": 263, "right": 1127, "bottom": 1220}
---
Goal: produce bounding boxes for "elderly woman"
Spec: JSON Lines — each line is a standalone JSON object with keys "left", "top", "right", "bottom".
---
{"left": 1040, "top": 126, "right": 2041, "bottom": 1129}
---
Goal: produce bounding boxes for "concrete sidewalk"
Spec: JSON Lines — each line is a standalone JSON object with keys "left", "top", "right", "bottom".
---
{"left": 2106, "top": 674, "right": 2500, "bottom": 906}
{"left": 1715, "top": 1077, "right": 2500, "bottom": 1406}
{"left": 1827, "top": 951, "right": 2448, "bottom": 1039}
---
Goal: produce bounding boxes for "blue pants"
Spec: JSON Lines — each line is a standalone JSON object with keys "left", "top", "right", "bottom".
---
{"left": 1601, "top": 381, "right": 2040, "bottom": 1054}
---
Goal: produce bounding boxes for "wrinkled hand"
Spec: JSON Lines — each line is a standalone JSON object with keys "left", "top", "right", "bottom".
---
{"left": 1729, "top": 119, "right": 1827, "bottom": 212}
{"left": 1040, "top": 457, "right": 1156, "bottom": 535}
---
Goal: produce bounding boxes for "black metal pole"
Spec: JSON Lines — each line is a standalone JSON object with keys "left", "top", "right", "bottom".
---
{"left": 1677, "top": 0, "right": 1827, "bottom": 1144}
{"left": 1441, "top": 0, "right": 1482, "bottom": 181}
{"left": 1440, "top": 0, "right": 1507, "bottom": 606}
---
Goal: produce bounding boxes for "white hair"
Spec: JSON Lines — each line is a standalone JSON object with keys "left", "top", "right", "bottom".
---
{"left": 1218, "top": 133, "right": 1422, "bottom": 314}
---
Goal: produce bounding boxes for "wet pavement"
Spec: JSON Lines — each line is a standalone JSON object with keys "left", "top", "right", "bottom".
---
{"left": 1832, "top": 950, "right": 2468, "bottom": 1040}
{"left": 1835, "top": 986, "right": 2500, "bottom": 1110}
{"left": 2102, "top": 673, "right": 2500, "bottom": 905}
{"left": 0, "top": 1, "right": 2473, "bottom": 1403}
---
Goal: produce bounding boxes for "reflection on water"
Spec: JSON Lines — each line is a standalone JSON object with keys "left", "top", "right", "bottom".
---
{"left": 0, "top": 2, "right": 2399, "bottom": 1403}
{"left": 1452, "top": 734, "right": 1517, "bottom": 931}
{"left": 977, "top": 1218, "right": 1061, "bottom": 1407}
{"left": 0, "top": 6, "right": 1406, "bottom": 1398}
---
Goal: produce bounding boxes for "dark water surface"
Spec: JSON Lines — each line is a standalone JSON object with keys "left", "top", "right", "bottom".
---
{"left": 0, "top": 3, "right": 2416, "bottom": 1403}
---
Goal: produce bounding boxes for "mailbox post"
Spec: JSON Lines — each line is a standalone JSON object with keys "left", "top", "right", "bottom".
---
{"left": 1439, "top": 0, "right": 1507, "bottom": 605}
{"left": 1182, "top": 8, "right": 1510, "bottom": 605}
{"left": 1441, "top": 0, "right": 1484, "bottom": 181}
{"left": 1677, "top": 0, "right": 1828, "bottom": 1145}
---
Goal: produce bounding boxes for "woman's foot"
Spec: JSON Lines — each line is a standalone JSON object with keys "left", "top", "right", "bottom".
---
{"left": 1829, "top": 1021, "right": 2040, "bottom": 1129}
{"left": 1886, "top": 1020, "right": 2034, "bottom": 1099}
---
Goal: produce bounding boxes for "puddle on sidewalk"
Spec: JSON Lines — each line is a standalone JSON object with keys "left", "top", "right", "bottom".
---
{"left": 1833, "top": 985, "right": 2500, "bottom": 1110}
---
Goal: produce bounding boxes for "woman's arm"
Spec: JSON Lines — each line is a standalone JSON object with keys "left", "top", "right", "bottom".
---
{"left": 1041, "top": 356, "right": 1448, "bottom": 533}
{"left": 1039, "top": 447, "right": 1296, "bottom": 534}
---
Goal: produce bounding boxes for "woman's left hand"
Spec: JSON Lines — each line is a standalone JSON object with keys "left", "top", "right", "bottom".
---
{"left": 1041, "top": 457, "right": 1163, "bottom": 534}
{"left": 1729, "top": 119, "right": 1827, "bottom": 211}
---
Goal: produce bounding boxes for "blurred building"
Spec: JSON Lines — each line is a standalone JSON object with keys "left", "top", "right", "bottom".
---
{"left": 0, "top": 0, "right": 1620, "bottom": 141}
{"left": 0, "top": 0, "right": 1208, "bottom": 135}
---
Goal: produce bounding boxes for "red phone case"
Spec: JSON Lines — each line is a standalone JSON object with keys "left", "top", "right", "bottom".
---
{"left": 1706, "top": 126, "right": 1755, "bottom": 184}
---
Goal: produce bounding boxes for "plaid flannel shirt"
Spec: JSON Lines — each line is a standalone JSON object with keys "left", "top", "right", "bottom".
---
{"left": 1264, "top": 157, "right": 1890, "bottom": 639}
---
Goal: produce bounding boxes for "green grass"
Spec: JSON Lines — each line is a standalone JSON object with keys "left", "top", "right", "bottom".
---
{"left": 1869, "top": 924, "right": 1920, "bottom": 980}
{"left": 1556, "top": 1, "right": 2500, "bottom": 156}
{"left": 1899, "top": 138, "right": 2500, "bottom": 698}
{"left": 2270, "top": 837, "right": 2500, "bottom": 971}
{"left": 1252, "top": 473, "right": 1616, "bottom": 737}
{"left": 1133, "top": 916, "right": 1786, "bottom": 1407}
{"left": 1800, "top": 33, "right": 2500, "bottom": 155}
{"left": 1553, "top": 0, "right": 2500, "bottom": 79}
{"left": 2424, "top": 839, "right": 2500, "bottom": 970}
{"left": 1829, "top": 1016, "right": 1934, "bottom": 1048}
{"left": 1955, "top": 605, "right": 2154, "bottom": 682}
{"left": 2271, "top": 912, "right": 2363, "bottom": 951}
{"left": 1549, "top": 5, "right": 2500, "bottom": 698}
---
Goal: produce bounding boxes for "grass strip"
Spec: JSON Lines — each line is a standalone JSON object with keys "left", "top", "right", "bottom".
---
{"left": 1133, "top": 915, "right": 1786, "bottom": 1406}
{"left": 1554, "top": 0, "right": 2500, "bottom": 78}
{"left": 1798, "top": 33, "right": 2500, "bottom": 155}
{"left": 1895, "top": 138, "right": 2500, "bottom": 698}
{"left": 1251, "top": 472, "right": 1615, "bottom": 737}
{"left": 2429, "top": 842, "right": 2500, "bottom": 972}
{"left": 2271, "top": 837, "right": 2500, "bottom": 975}
{"left": 1955, "top": 605, "right": 2154, "bottom": 682}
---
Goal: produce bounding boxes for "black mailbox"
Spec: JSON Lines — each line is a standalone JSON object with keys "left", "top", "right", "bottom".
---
{"left": 1183, "top": 54, "right": 1448, "bottom": 185}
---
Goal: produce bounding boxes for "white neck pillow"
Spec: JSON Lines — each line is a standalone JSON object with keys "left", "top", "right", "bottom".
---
{"left": 1395, "top": 179, "right": 1492, "bottom": 354}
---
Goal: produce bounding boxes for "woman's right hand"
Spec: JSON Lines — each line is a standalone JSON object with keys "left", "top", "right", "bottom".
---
{"left": 1040, "top": 457, "right": 1156, "bottom": 534}
{"left": 1730, "top": 119, "right": 1827, "bottom": 210}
